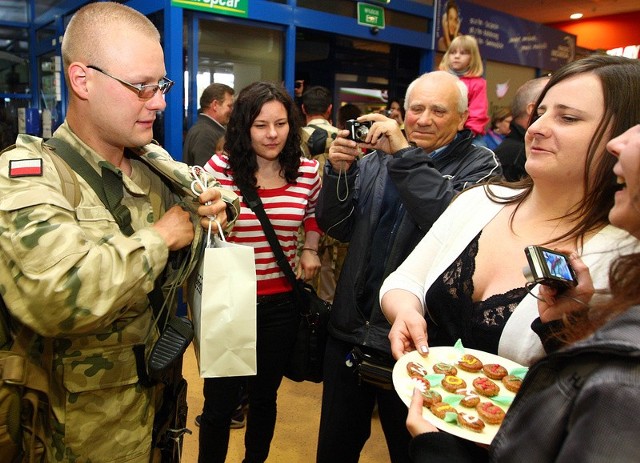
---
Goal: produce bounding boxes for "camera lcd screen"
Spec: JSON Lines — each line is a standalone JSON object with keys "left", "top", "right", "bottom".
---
{"left": 523, "top": 245, "right": 577, "bottom": 289}
{"left": 541, "top": 250, "right": 573, "bottom": 281}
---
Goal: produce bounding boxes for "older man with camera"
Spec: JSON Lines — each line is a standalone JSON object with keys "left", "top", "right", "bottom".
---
{"left": 314, "top": 70, "right": 500, "bottom": 463}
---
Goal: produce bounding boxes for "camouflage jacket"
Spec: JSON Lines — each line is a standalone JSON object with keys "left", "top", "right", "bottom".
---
{"left": 0, "top": 122, "right": 238, "bottom": 462}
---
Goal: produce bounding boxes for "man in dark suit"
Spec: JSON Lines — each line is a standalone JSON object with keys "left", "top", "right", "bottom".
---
{"left": 183, "top": 83, "right": 234, "bottom": 166}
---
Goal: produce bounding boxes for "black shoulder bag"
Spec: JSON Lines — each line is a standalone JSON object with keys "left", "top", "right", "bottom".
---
{"left": 239, "top": 184, "right": 331, "bottom": 383}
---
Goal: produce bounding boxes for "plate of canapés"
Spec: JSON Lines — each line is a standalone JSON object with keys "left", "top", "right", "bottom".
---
{"left": 392, "top": 342, "right": 528, "bottom": 445}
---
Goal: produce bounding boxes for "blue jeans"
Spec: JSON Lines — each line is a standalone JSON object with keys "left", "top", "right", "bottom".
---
{"left": 316, "top": 336, "right": 411, "bottom": 463}
{"left": 198, "top": 295, "right": 298, "bottom": 463}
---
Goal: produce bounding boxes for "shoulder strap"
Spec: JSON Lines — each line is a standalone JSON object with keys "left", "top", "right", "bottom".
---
{"left": 239, "top": 184, "right": 298, "bottom": 287}
{"left": 47, "top": 148, "right": 81, "bottom": 209}
{"left": 308, "top": 124, "right": 336, "bottom": 140}
{"left": 46, "top": 137, "right": 135, "bottom": 236}
{"left": 0, "top": 292, "right": 14, "bottom": 350}
{"left": 306, "top": 125, "right": 328, "bottom": 156}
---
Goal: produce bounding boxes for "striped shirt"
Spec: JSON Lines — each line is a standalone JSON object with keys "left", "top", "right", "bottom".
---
{"left": 204, "top": 154, "right": 322, "bottom": 296}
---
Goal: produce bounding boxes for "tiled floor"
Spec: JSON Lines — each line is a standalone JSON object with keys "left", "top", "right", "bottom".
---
{"left": 181, "top": 344, "right": 390, "bottom": 462}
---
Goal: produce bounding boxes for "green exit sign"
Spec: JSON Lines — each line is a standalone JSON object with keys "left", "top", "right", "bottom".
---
{"left": 357, "top": 2, "right": 385, "bottom": 29}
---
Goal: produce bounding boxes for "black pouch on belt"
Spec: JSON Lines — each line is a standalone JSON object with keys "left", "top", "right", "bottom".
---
{"left": 148, "top": 316, "right": 194, "bottom": 381}
{"left": 350, "top": 346, "right": 395, "bottom": 390}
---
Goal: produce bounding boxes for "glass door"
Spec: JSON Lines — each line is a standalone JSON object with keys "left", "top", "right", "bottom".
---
{"left": 185, "top": 15, "right": 284, "bottom": 128}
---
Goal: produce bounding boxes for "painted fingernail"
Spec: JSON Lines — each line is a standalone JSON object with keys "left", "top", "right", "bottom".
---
{"left": 420, "top": 345, "right": 429, "bottom": 354}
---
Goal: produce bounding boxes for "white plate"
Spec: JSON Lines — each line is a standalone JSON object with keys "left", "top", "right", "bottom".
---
{"left": 392, "top": 346, "right": 526, "bottom": 445}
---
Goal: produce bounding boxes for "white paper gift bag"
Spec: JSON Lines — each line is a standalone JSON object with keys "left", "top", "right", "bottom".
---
{"left": 188, "top": 227, "right": 257, "bottom": 377}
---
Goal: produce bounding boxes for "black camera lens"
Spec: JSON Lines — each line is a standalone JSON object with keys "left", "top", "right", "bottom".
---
{"left": 346, "top": 119, "right": 372, "bottom": 142}
{"left": 355, "top": 125, "right": 369, "bottom": 140}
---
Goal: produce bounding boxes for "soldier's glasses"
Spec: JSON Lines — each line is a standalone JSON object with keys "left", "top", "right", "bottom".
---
{"left": 87, "top": 65, "right": 174, "bottom": 99}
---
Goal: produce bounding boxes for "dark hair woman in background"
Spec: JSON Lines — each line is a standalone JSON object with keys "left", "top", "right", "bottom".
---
{"left": 200, "top": 81, "right": 322, "bottom": 463}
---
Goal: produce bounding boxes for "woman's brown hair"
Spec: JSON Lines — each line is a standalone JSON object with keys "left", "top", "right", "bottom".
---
{"left": 486, "top": 55, "right": 640, "bottom": 247}
{"left": 224, "top": 81, "right": 303, "bottom": 189}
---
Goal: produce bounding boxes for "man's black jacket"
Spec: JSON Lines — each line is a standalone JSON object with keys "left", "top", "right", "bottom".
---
{"left": 316, "top": 129, "right": 501, "bottom": 353}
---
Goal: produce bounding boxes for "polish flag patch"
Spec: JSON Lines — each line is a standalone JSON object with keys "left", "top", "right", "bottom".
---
{"left": 9, "top": 159, "right": 43, "bottom": 177}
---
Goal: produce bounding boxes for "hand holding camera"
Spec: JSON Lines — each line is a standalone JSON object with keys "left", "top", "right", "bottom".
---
{"left": 343, "top": 115, "right": 409, "bottom": 154}
{"left": 327, "top": 128, "right": 365, "bottom": 172}
{"left": 346, "top": 119, "right": 373, "bottom": 142}
{"left": 327, "top": 115, "right": 410, "bottom": 173}
{"left": 523, "top": 246, "right": 578, "bottom": 290}
{"left": 523, "top": 246, "right": 595, "bottom": 323}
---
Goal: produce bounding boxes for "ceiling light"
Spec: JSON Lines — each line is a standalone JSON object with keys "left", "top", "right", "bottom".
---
{"left": 570, "top": 13, "right": 583, "bottom": 20}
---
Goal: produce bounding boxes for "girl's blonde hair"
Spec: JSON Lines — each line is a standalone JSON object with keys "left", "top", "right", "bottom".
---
{"left": 439, "top": 35, "right": 483, "bottom": 77}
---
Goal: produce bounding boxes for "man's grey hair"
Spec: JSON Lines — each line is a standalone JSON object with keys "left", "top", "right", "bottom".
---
{"left": 404, "top": 71, "right": 468, "bottom": 115}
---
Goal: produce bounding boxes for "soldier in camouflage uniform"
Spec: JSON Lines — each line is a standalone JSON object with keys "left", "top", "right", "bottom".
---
{"left": 0, "top": 3, "right": 238, "bottom": 462}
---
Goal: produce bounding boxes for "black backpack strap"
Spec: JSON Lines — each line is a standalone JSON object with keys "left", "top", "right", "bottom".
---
{"left": 306, "top": 124, "right": 329, "bottom": 157}
{"left": 0, "top": 293, "right": 14, "bottom": 350}
{"left": 308, "top": 124, "right": 336, "bottom": 140}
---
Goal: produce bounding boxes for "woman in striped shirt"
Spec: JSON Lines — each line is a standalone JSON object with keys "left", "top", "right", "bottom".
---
{"left": 199, "top": 81, "right": 322, "bottom": 463}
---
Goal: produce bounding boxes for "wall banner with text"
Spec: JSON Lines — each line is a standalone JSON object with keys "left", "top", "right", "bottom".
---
{"left": 434, "top": 0, "right": 576, "bottom": 70}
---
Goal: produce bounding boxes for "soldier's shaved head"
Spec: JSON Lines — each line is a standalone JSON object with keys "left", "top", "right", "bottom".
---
{"left": 61, "top": 2, "right": 160, "bottom": 73}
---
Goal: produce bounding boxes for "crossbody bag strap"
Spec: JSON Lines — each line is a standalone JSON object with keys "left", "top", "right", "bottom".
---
{"left": 238, "top": 184, "right": 298, "bottom": 287}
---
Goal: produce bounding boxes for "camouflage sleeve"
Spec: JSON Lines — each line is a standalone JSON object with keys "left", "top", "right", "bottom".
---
{"left": 0, "top": 139, "right": 168, "bottom": 337}
{"left": 136, "top": 143, "right": 240, "bottom": 229}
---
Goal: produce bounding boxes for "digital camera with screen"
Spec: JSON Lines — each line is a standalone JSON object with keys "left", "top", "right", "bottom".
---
{"left": 523, "top": 245, "right": 578, "bottom": 290}
{"left": 345, "top": 119, "right": 372, "bottom": 142}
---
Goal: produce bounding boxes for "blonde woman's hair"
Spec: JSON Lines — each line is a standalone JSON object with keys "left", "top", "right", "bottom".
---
{"left": 62, "top": 2, "right": 160, "bottom": 72}
{"left": 439, "top": 35, "right": 484, "bottom": 77}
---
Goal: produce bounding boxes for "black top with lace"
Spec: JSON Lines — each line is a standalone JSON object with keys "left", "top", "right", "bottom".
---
{"left": 425, "top": 232, "right": 527, "bottom": 354}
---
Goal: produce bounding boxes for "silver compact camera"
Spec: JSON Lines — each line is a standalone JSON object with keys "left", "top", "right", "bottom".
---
{"left": 346, "top": 119, "right": 372, "bottom": 142}
{"left": 523, "top": 245, "right": 578, "bottom": 290}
